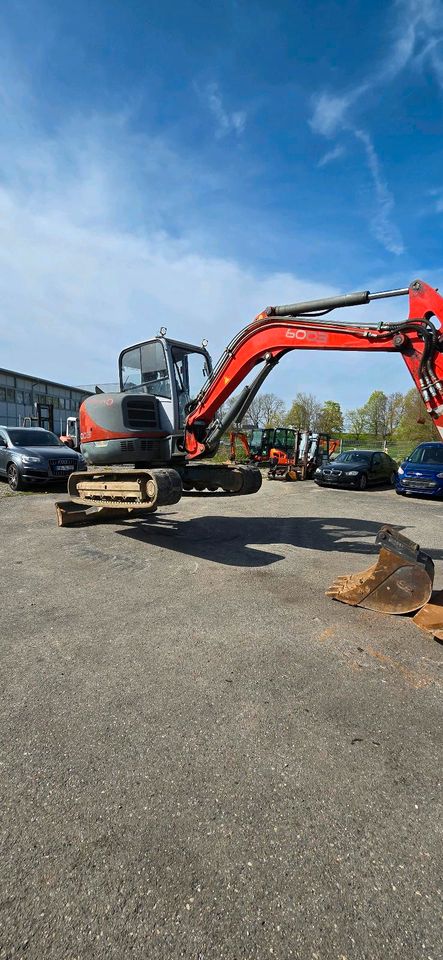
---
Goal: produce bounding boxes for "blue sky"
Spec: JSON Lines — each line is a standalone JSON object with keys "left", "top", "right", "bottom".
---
{"left": 0, "top": 0, "right": 442, "bottom": 411}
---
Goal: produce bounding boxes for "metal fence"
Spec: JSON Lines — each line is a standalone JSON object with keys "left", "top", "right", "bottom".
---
{"left": 339, "top": 438, "right": 413, "bottom": 462}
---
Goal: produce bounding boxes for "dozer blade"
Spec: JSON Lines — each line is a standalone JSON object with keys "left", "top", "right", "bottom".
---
{"left": 413, "top": 591, "right": 443, "bottom": 641}
{"left": 326, "top": 525, "right": 434, "bottom": 615}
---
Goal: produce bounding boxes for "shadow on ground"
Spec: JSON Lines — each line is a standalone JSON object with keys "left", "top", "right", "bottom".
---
{"left": 116, "top": 514, "right": 443, "bottom": 568}
{"left": 0, "top": 480, "right": 69, "bottom": 497}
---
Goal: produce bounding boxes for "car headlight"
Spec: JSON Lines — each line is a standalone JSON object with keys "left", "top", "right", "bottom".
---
{"left": 348, "top": 470, "right": 358, "bottom": 476}
{"left": 21, "top": 455, "right": 43, "bottom": 464}
{"left": 315, "top": 468, "right": 321, "bottom": 474}
{"left": 397, "top": 466, "right": 404, "bottom": 476}
{"left": 437, "top": 473, "right": 443, "bottom": 479}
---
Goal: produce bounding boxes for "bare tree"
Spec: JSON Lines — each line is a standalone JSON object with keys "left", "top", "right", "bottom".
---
{"left": 229, "top": 391, "right": 286, "bottom": 427}
{"left": 258, "top": 393, "right": 286, "bottom": 427}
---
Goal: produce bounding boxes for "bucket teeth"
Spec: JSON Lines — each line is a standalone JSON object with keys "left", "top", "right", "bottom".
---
{"left": 326, "top": 525, "right": 434, "bottom": 615}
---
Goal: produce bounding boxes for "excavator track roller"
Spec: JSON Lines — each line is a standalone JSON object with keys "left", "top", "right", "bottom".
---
{"left": 179, "top": 463, "right": 262, "bottom": 495}
{"left": 67, "top": 468, "right": 183, "bottom": 510}
{"left": 326, "top": 525, "right": 434, "bottom": 615}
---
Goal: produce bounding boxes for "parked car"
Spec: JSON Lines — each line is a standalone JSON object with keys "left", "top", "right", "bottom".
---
{"left": 0, "top": 426, "right": 87, "bottom": 491}
{"left": 314, "top": 449, "right": 397, "bottom": 490}
{"left": 396, "top": 441, "right": 443, "bottom": 497}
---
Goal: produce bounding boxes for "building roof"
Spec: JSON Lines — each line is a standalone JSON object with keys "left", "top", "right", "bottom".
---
{"left": 0, "top": 367, "right": 91, "bottom": 395}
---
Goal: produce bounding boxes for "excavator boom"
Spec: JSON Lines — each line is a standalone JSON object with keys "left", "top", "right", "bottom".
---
{"left": 184, "top": 279, "right": 443, "bottom": 458}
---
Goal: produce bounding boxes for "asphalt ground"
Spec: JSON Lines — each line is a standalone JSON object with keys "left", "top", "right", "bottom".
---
{"left": 0, "top": 477, "right": 442, "bottom": 960}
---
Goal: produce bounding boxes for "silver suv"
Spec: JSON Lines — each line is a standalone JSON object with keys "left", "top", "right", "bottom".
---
{"left": 0, "top": 426, "right": 87, "bottom": 491}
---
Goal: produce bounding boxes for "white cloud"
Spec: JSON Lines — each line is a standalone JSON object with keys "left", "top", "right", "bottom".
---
{"left": 353, "top": 129, "right": 404, "bottom": 255}
{"left": 0, "top": 165, "right": 416, "bottom": 410}
{"left": 202, "top": 82, "right": 246, "bottom": 138}
{"left": 309, "top": 0, "right": 443, "bottom": 252}
{"left": 0, "top": 127, "right": 336, "bottom": 387}
{"left": 317, "top": 145, "right": 346, "bottom": 168}
{"left": 310, "top": 93, "right": 404, "bottom": 255}
{"left": 310, "top": 88, "right": 366, "bottom": 137}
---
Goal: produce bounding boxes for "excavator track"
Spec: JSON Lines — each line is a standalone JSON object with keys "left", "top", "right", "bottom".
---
{"left": 56, "top": 464, "right": 262, "bottom": 526}
{"left": 67, "top": 468, "right": 183, "bottom": 510}
{"left": 178, "top": 462, "right": 262, "bottom": 495}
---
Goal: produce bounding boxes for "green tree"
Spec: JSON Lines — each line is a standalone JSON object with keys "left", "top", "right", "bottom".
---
{"left": 395, "top": 388, "right": 440, "bottom": 442}
{"left": 385, "top": 392, "right": 405, "bottom": 436}
{"left": 345, "top": 407, "right": 366, "bottom": 440}
{"left": 318, "top": 400, "right": 343, "bottom": 435}
{"left": 285, "top": 392, "right": 321, "bottom": 430}
{"left": 360, "top": 390, "right": 388, "bottom": 437}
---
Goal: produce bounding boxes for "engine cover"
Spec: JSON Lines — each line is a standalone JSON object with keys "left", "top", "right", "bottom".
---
{"left": 80, "top": 392, "right": 170, "bottom": 465}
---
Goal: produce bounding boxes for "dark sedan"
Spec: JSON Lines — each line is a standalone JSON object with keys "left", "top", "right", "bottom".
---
{"left": 0, "top": 426, "right": 87, "bottom": 491}
{"left": 314, "top": 449, "right": 397, "bottom": 490}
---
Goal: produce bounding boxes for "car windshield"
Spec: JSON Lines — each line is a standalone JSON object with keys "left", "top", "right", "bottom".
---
{"left": 7, "top": 429, "right": 63, "bottom": 447}
{"left": 334, "top": 451, "right": 371, "bottom": 464}
{"left": 408, "top": 444, "right": 443, "bottom": 465}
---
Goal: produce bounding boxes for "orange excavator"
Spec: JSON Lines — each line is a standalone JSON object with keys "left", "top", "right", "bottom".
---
{"left": 56, "top": 278, "right": 443, "bottom": 619}
{"left": 229, "top": 427, "right": 300, "bottom": 465}
{"left": 229, "top": 430, "right": 251, "bottom": 462}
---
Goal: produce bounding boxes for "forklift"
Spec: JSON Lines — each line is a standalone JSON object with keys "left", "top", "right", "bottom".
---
{"left": 267, "top": 432, "right": 339, "bottom": 481}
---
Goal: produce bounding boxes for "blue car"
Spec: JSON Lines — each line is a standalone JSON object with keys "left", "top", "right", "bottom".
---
{"left": 396, "top": 441, "right": 443, "bottom": 497}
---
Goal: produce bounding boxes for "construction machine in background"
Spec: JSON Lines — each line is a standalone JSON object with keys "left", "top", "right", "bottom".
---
{"left": 229, "top": 430, "right": 251, "bottom": 462}
{"left": 55, "top": 278, "right": 443, "bottom": 619}
{"left": 60, "top": 416, "right": 80, "bottom": 451}
{"left": 267, "top": 433, "right": 340, "bottom": 481}
{"left": 229, "top": 426, "right": 312, "bottom": 470}
{"left": 248, "top": 426, "right": 298, "bottom": 464}
{"left": 229, "top": 426, "right": 339, "bottom": 480}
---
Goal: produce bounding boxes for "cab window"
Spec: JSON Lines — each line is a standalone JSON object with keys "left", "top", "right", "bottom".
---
{"left": 274, "top": 429, "right": 287, "bottom": 449}
{"left": 120, "top": 342, "right": 172, "bottom": 399}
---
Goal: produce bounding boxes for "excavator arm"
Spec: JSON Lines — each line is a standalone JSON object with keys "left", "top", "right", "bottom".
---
{"left": 229, "top": 431, "right": 250, "bottom": 461}
{"left": 184, "top": 279, "right": 443, "bottom": 458}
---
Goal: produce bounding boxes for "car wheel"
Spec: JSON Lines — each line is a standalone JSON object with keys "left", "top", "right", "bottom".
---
{"left": 389, "top": 471, "right": 396, "bottom": 486}
{"left": 358, "top": 473, "right": 367, "bottom": 490}
{"left": 7, "top": 462, "right": 24, "bottom": 491}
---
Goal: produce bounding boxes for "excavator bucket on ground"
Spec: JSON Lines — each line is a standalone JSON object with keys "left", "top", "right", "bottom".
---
{"left": 326, "top": 526, "right": 434, "bottom": 615}
{"left": 413, "top": 590, "right": 443, "bottom": 641}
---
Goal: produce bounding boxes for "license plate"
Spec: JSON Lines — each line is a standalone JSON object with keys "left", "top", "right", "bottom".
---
{"left": 56, "top": 464, "right": 73, "bottom": 473}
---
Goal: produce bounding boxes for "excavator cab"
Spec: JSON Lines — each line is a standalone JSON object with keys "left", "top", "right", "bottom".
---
{"left": 249, "top": 427, "right": 297, "bottom": 464}
{"left": 80, "top": 335, "right": 212, "bottom": 466}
